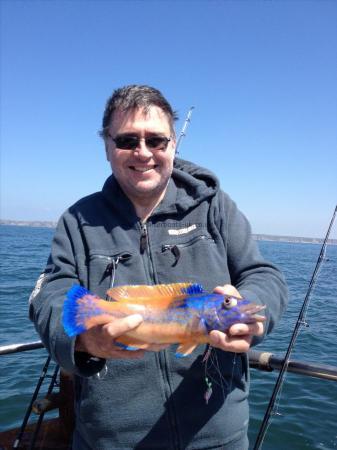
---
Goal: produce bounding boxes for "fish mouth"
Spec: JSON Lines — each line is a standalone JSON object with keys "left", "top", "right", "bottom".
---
{"left": 240, "top": 303, "right": 266, "bottom": 321}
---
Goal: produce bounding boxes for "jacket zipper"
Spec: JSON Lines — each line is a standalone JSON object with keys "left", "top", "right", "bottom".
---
{"left": 139, "top": 222, "right": 157, "bottom": 283}
{"left": 140, "top": 222, "right": 148, "bottom": 254}
{"left": 139, "top": 222, "right": 180, "bottom": 449}
{"left": 162, "top": 234, "right": 213, "bottom": 252}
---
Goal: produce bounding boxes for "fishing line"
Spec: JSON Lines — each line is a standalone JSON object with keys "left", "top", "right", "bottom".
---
{"left": 228, "top": 353, "right": 237, "bottom": 394}
{"left": 253, "top": 205, "right": 337, "bottom": 449}
{"left": 203, "top": 347, "right": 237, "bottom": 404}
{"left": 211, "top": 350, "right": 227, "bottom": 396}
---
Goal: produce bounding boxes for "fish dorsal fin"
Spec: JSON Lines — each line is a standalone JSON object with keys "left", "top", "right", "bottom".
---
{"left": 181, "top": 283, "right": 204, "bottom": 295}
{"left": 107, "top": 282, "right": 196, "bottom": 308}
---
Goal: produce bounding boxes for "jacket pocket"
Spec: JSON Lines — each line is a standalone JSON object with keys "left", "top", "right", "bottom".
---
{"left": 162, "top": 234, "right": 215, "bottom": 266}
{"left": 157, "top": 233, "right": 229, "bottom": 290}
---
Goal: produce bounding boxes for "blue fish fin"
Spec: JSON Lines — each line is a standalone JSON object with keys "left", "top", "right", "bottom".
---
{"left": 175, "top": 342, "right": 198, "bottom": 358}
{"left": 113, "top": 341, "right": 141, "bottom": 351}
{"left": 62, "top": 285, "right": 100, "bottom": 338}
{"left": 181, "top": 283, "right": 204, "bottom": 295}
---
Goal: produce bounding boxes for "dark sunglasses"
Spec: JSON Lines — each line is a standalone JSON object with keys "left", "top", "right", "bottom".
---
{"left": 110, "top": 134, "right": 171, "bottom": 151}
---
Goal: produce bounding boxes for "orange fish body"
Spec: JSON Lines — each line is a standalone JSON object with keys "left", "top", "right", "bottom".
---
{"left": 63, "top": 283, "right": 265, "bottom": 356}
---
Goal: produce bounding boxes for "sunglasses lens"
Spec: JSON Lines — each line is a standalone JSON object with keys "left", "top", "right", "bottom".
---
{"left": 112, "top": 134, "right": 170, "bottom": 150}
{"left": 146, "top": 137, "right": 168, "bottom": 149}
{"left": 114, "top": 135, "right": 139, "bottom": 150}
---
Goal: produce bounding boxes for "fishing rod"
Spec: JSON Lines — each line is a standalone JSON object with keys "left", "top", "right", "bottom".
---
{"left": 175, "top": 106, "right": 194, "bottom": 154}
{"left": 249, "top": 350, "right": 337, "bottom": 382}
{"left": 13, "top": 356, "right": 51, "bottom": 449}
{"left": 253, "top": 204, "right": 337, "bottom": 449}
{"left": 28, "top": 364, "right": 60, "bottom": 450}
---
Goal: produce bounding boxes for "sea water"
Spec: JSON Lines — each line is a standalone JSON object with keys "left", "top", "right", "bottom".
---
{"left": 0, "top": 225, "right": 336, "bottom": 449}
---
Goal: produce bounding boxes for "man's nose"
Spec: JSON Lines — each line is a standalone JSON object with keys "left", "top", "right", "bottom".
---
{"left": 135, "top": 139, "right": 153, "bottom": 157}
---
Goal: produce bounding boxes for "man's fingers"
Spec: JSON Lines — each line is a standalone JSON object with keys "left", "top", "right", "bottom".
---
{"left": 105, "top": 314, "right": 143, "bottom": 338}
{"left": 75, "top": 315, "right": 144, "bottom": 359}
{"left": 209, "top": 330, "right": 252, "bottom": 353}
{"left": 209, "top": 321, "right": 264, "bottom": 353}
{"left": 229, "top": 322, "right": 264, "bottom": 337}
{"left": 213, "top": 284, "right": 242, "bottom": 298}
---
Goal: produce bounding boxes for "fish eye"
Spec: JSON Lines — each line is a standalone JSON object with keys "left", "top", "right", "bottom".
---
{"left": 222, "top": 296, "right": 238, "bottom": 310}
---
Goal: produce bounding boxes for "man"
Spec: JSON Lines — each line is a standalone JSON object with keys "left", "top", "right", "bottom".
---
{"left": 30, "top": 85, "right": 288, "bottom": 449}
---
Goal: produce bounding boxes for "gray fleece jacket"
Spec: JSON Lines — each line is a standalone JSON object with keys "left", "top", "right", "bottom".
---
{"left": 30, "top": 158, "right": 288, "bottom": 449}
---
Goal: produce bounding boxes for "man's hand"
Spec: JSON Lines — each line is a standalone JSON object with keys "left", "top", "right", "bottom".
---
{"left": 209, "top": 284, "right": 264, "bottom": 353}
{"left": 75, "top": 314, "right": 168, "bottom": 359}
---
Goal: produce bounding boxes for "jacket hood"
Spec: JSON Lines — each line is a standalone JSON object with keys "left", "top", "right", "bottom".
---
{"left": 166, "top": 157, "right": 220, "bottom": 213}
{"left": 101, "top": 158, "right": 220, "bottom": 219}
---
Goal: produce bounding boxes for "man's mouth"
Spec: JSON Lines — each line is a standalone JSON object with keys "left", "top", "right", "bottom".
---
{"left": 130, "top": 165, "right": 157, "bottom": 173}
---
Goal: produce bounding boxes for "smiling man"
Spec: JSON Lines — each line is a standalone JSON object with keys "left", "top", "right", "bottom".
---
{"left": 103, "top": 104, "right": 176, "bottom": 220}
{"left": 30, "top": 85, "right": 288, "bottom": 450}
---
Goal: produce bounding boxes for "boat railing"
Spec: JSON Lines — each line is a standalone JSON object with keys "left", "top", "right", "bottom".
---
{"left": 1, "top": 341, "right": 73, "bottom": 449}
{"left": 1, "top": 340, "right": 337, "bottom": 381}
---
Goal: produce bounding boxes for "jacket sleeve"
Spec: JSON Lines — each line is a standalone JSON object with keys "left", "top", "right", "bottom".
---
{"left": 217, "top": 191, "right": 288, "bottom": 345}
{"left": 29, "top": 211, "right": 106, "bottom": 377}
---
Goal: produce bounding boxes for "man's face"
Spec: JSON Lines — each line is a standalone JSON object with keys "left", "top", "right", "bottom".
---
{"left": 105, "top": 106, "right": 176, "bottom": 209}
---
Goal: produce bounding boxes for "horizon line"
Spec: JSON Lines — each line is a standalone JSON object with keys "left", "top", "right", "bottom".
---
{"left": 1, "top": 219, "right": 336, "bottom": 244}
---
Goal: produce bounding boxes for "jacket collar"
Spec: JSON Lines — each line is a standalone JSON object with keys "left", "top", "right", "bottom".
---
{"left": 101, "top": 158, "right": 219, "bottom": 221}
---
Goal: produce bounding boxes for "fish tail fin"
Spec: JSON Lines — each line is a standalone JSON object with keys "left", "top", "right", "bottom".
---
{"left": 62, "top": 285, "right": 100, "bottom": 337}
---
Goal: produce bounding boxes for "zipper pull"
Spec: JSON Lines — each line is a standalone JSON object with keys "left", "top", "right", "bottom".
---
{"left": 101, "top": 253, "right": 132, "bottom": 289}
{"left": 162, "top": 244, "right": 181, "bottom": 265}
{"left": 140, "top": 223, "right": 148, "bottom": 253}
{"left": 171, "top": 245, "right": 181, "bottom": 262}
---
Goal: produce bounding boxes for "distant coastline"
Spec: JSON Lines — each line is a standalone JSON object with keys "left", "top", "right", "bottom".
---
{"left": 1, "top": 219, "right": 57, "bottom": 229}
{"left": 252, "top": 233, "right": 336, "bottom": 245}
{"left": 1, "top": 219, "right": 336, "bottom": 245}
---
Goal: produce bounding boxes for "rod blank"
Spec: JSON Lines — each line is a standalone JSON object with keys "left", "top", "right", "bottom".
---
{"left": 249, "top": 350, "right": 337, "bottom": 382}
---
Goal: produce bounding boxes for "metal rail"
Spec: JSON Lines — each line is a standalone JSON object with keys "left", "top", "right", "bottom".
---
{"left": 0, "top": 340, "right": 44, "bottom": 355}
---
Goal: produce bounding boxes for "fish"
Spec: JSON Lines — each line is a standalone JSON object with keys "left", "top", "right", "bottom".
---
{"left": 62, "top": 282, "right": 266, "bottom": 357}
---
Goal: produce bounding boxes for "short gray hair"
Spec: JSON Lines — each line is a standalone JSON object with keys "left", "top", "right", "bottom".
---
{"left": 99, "top": 85, "right": 178, "bottom": 138}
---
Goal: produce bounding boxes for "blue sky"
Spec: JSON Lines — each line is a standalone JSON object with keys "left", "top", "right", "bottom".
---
{"left": 1, "top": 0, "right": 336, "bottom": 238}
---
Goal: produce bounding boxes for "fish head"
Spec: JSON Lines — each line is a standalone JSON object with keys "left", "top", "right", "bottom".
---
{"left": 202, "top": 295, "right": 266, "bottom": 332}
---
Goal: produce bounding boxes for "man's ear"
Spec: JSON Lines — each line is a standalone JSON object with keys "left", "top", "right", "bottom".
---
{"left": 172, "top": 138, "right": 178, "bottom": 156}
{"left": 105, "top": 142, "right": 110, "bottom": 161}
